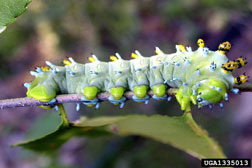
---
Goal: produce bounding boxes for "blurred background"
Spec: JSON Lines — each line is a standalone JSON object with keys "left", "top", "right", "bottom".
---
{"left": 0, "top": 0, "right": 252, "bottom": 167}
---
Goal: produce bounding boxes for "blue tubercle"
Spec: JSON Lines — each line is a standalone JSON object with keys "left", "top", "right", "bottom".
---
{"left": 108, "top": 96, "right": 126, "bottom": 108}
{"left": 24, "top": 83, "right": 31, "bottom": 89}
{"left": 132, "top": 95, "right": 149, "bottom": 103}
{"left": 202, "top": 48, "right": 209, "bottom": 56}
{"left": 152, "top": 94, "right": 167, "bottom": 100}
{"left": 35, "top": 67, "right": 43, "bottom": 73}
{"left": 108, "top": 96, "right": 126, "bottom": 104}
{"left": 183, "top": 82, "right": 188, "bottom": 86}
{"left": 152, "top": 66, "right": 157, "bottom": 69}
{"left": 53, "top": 70, "right": 58, "bottom": 74}
{"left": 69, "top": 71, "right": 76, "bottom": 76}
{"left": 95, "top": 102, "right": 101, "bottom": 109}
{"left": 210, "top": 62, "right": 216, "bottom": 72}
{"left": 76, "top": 103, "right": 80, "bottom": 111}
{"left": 81, "top": 96, "right": 99, "bottom": 106}
{"left": 49, "top": 98, "right": 56, "bottom": 104}
{"left": 120, "top": 102, "right": 125, "bottom": 108}
{"left": 186, "top": 60, "right": 191, "bottom": 65}
{"left": 45, "top": 61, "right": 55, "bottom": 68}
{"left": 196, "top": 69, "right": 200, "bottom": 76}
{"left": 231, "top": 88, "right": 239, "bottom": 94}
{"left": 186, "top": 46, "right": 192, "bottom": 52}
{"left": 163, "top": 62, "right": 169, "bottom": 66}
{"left": 225, "top": 93, "right": 229, "bottom": 101}
{"left": 173, "top": 77, "right": 180, "bottom": 81}
{"left": 208, "top": 104, "right": 213, "bottom": 109}
{"left": 54, "top": 105, "right": 59, "bottom": 112}
{"left": 30, "top": 71, "right": 38, "bottom": 77}
{"left": 196, "top": 83, "right": 201, "bottom": 87}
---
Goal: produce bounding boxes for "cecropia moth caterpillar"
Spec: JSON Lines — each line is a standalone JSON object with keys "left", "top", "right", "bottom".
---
{"left": 24, "top": 39, "right": 248, "bottom": 111}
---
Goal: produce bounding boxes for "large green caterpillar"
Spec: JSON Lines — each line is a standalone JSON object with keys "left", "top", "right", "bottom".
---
{"left": 24, "top": 39, "right": 248, "bottom": 111}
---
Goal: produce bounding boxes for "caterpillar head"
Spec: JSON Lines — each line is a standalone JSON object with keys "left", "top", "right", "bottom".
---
{"left": 196, "top": 79, "right": 227, "bottom": 106}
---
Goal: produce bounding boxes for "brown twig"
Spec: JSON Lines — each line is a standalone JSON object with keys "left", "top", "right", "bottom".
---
{"left": 0, "top": 85, "right": 251, "bottom": 109}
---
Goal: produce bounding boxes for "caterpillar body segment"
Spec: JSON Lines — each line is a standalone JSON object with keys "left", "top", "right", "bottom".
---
{"left": 107, "top": 54, "right": 130, "bottom": 106}
{"left": 25, "top": 39, "right": 248, "bottom": 111}
{"left": 130, "top": 54, "right": 150, "bottom": 102}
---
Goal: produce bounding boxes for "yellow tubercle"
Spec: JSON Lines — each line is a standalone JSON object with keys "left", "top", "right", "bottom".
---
{"left": 197, "top": 39, "right": 205, "bottom": 48}
{"left": 235, "top": 57, "right": 247, "bottom": 68}
{"left": 217, "top": 50, "right": 226, "bottom": 55}
{"left": 110, "top": 56, "right": 118, "bottom": 61}
{"left": 178, "top": 45, "right": 186, "bottom": 52}
{"left": 89, "top": 57, "right": 96, "bottom": 63}
{"left": 222, "top": 61, "right": 238, "bottom": 72}
{"left": 41, "top": 66, "right": 50, "bottom": 72}
{"left": 222, "top": 69, "right": 229, "bottom": 74}
{"left": 155, "top": 47, "right": 164, "bottom": 55}
{"left": 234, "top": 73, "right": 249, "bottom": 85}
{"left": 131, "top": 53, "right": 139, "bottom": 59}
{"left": 63, "top": 59, "right": 72, "bottom": 66}
{"left": 217, "top": 41, "right": 231, "bottom": 54}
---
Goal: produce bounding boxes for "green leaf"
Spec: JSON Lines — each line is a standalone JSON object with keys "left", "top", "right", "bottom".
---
{"left": 0, "top": 0, "right": 31, "bottom": 33}
{"left": 12, "top": 113, "right": 226, "bottom": 159}
{"left": 11, "top": 121, "right": 113, "bottom": 152}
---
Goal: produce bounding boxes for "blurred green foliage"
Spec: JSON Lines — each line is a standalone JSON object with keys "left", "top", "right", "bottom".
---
{"left": 0, "top": 0, "right": 31, "bottom": 33}
{"left": 13, "top": 113, "right": 226, "bottom": 159}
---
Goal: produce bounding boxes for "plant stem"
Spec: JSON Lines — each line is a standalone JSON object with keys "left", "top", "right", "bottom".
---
{"left": 57, "top": 104, "right": 70, "bottom": 127}
{"left": 0, "top": 84, "right": 251, "bottom": 109}
{"left": 234, "top": 84, "right": 252, "bottom": 92}
{"left": 0, "top": 88, "right": 178, "bottom": 109}
{"left": 183, "top": 108, "right": 226, "bottom": 159}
